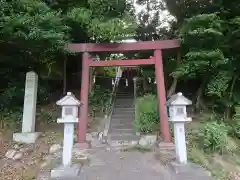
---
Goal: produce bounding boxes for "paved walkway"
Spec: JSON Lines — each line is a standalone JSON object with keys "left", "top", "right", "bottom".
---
{"left": 77, "top": 147, "right": 214, "bottom": 180}
{"left": 38, "top": 144, "right": 214, "bottom": 180}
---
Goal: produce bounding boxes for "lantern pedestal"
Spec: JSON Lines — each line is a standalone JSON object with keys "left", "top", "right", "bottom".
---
{"left": 58, "top": 116, "right": 78, "bottom": 166}
{"left": 173, "top": 121, "right": 187, "bottom": 164}
{"left": 51, "top": 164, "right": 81, "bottom": 178}
{"left": 63, "top": 123, "right": 74, "bottom": 165}
{"left": 50, "top": 116, "right": 79, "bottom": 178}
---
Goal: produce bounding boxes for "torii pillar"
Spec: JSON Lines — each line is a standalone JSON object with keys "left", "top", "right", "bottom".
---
{"left": 78, "top": 52, "right": 90, "bottom": 143}
{"left": 154, "top": 49, "right": 171, "bottom": 142}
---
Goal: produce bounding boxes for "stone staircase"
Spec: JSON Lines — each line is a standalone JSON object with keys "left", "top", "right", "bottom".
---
{"left": 107, "top": 87, "right": 140, "bottom": 145}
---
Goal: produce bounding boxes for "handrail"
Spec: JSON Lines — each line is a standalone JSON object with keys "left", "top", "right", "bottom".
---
{"left": 133, "top": 77, "right": 137, "bottom": 120}
{"left": 105, "top": 77, "right": 118, "bottom": 116}
{"left": 103, "top": 77, "right": 118, "bottom": 138}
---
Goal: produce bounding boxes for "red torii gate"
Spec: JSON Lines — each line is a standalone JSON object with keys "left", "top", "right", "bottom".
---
{"left": 67, "top": 39, "right": 180, "bottom": 143}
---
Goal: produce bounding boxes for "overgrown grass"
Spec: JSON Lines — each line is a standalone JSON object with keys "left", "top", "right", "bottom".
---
{"left": 133, "top": 94, "right": 159, "bottom": 133}
{"left": 186, "top": 114, "right": 240, "bottom": 180}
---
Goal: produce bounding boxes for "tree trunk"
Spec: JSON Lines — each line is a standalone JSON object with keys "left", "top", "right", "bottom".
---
{"left": 225, "top": 75, "right": 237, "bottom": 119}
{"left": 195, "top": 77, "right": 208, "bottom": 111}
{"left": 167, "top": 51, "right": 181, "bottom": 98}
{"left": 63, "top": 55, "right": 67, "bottom": 94}
{"left": 167, "top": 78, "right": 178, "bottom": 98}
{"left": 143, "top": 78, "right": 147, "bottom": 93}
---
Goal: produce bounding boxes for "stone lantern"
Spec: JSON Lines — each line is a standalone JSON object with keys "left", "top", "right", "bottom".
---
{"left": 57, "top": 92, "right": 81, "bottom": 119}
{"left": 51, "top": 92, "right": 82, "bottom": 178}
{"left": 166, "top": 92, "right": 192, "bottom": 164}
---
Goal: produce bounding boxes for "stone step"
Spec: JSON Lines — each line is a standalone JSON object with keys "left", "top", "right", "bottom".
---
{"left": 110, "top": 121, "right": 134, "bottom": 125}
{"left": 111, "top": 114, "right": 134, "bottom": 118}
{"left": 114, "top": 104, "right": 134, "bottom": 107}
{"left": 113, "top": 107, "right": 135, "bottom": 111}
{"left": 112, "top": 113, "right": 134, "bottom": 116}
{"left": 116, "top": 95, "right": 133, "bottom": 97}
{"left": 109, "top": 128, "right": 134, "bottom": 134}
{"left": 108, "top": 130, "right": 136, "bottom": 135}
{"left": 115, "top": 98, "right": 133, "bottom": 100}
{"left": 112, "top": 110, "right": 134, "bottom": 114}
{"left": 107, "top": 140, "right": 139, "bottom": 147}
{"left": 116, "top": 93, "right": 133, "bottom": 95}
{"left": 108, "top": 134, "right": 140, "bottom": 141}
{"left": 111, "top": 120, "right": 134, "bottom": 124}
{"left": 111, "top": 113, "right": 134, "bottom": 117}
{"left": 110, "top": 123, "right": 134, "bottom": 128}
{"left": 116, "top": 94, "right": 134, "bottom": 100}
{"left": 114, "top": 103, "right": 134, "bottom": 106}
{"left": 111, "top": 117, "right": 134, "bottom": 121}
{"left": 114, "top": 107, "right": 134, "bottom": 110}
{"left": 114, "top": 105, "right": 134, "bottom": 108}
{"left": 110, "top": 125, "right": 133, "bottom": 130}
{"left": 158, "top": 142, "right": 175, "bottom": 150}
{"left": 111, "top": 114, "right": 134, "bottom": 117}
{"left": 115, "top": 97, "right": 133, "bottom": 99}
{"left": 114, "top": 106, "right": 134, "bottom": 108}
{"left": 113, "top": 109, "right": 134, "bottom": 112}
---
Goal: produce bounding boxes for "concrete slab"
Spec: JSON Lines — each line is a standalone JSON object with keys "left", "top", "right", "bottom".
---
{"left": 73, "top": 143, "right": 90, "bottom": 150}
{"left": 50, "top": 164, "right": 81, "bottom": 178}
{"left": 13, "top": 132, "right": 40, "bottom": 144}
{"left": 169, "top": 161, "right": 214, "bottom": 179}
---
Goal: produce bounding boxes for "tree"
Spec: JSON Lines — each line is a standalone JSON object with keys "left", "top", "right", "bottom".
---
{"left": 0, "top": 0, "right": 138, "bottom": 109}
{"left": 175, "top": 13, "right": 228, "bottom": 110}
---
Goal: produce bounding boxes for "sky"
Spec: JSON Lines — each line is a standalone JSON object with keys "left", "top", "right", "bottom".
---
{"left": 122, "top": 0, "right": 175, "bottom": 43}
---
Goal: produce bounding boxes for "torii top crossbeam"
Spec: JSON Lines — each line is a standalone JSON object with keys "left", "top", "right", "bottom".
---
{"left": 67, "top": 40, "right": 179, "bottom": 52}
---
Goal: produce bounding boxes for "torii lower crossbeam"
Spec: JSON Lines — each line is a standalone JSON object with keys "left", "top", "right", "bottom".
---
{"left": 89, "top": 59, "right": 154, "bottom": 67}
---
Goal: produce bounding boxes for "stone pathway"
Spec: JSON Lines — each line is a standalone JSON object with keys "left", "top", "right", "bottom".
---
{"left": 78, "top": 147, "right": 214, "bottom": 180}
{"left": 80, "top": 148, "right": 171, "bottom": 180}
{"left": 37, "top": 137, "right": 214, "bottom": 180}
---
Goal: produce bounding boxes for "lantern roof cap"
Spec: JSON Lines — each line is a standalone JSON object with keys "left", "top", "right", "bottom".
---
{"left": 56, "top": 92, "right": 82, "bottom": 106}
{"left": 166, "top": 92, "right": 192, "bottom": 106}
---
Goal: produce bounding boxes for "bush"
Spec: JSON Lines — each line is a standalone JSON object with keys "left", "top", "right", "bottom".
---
{"left": 134, "top": 94, "right": 159, "bottom": 133}
{"left": 38, "top": 107, "right": 57, "bottom": 124}
{"left": 0, "top": 108, "right": 22, "bottom": 129}
{"left": 228, "top": 118, "right": 240, "bottom": 139}
{"left": 88, "top": 85, "right": 111, "bottom": 116}
{"left": 0, "top": 86, "right": 24, "bottom": 109}
{"left": 199, "top": 121, "right": 229, "bottom": 153}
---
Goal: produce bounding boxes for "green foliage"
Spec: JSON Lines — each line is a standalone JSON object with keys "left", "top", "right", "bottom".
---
{"left": 38, "top": 86, "right": 52, "bottom": 104}
{"left": 228, "top": 118, "right": 240, "bottom": 139}
{"left": 38, "top": 108, "right": 56, "bottom": 124}
{"left": 207, "top": 71, "right": 232, "bottom": 98}
{"left": 0, "top": 108, "right": 22, "bottom": 129}
{"left": 134, "top": 94, "right": 159, "bottom": 133}
{"left": 65, "top": 1, "right": 136, "bottom": 41}
{"left": 0, "top": 0, "right": 136, "bottom": 127}
{"left": 199, "top": 121, "right": 229, "bottom": 153}
{"left": 88, "top": 85, "right": 111, "bottom": 117}
{"left": 178, "top": 13, "right": 227, "bottom": 81}
{"left": 0, "top": 85, "right": 25, "bottom": 109}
